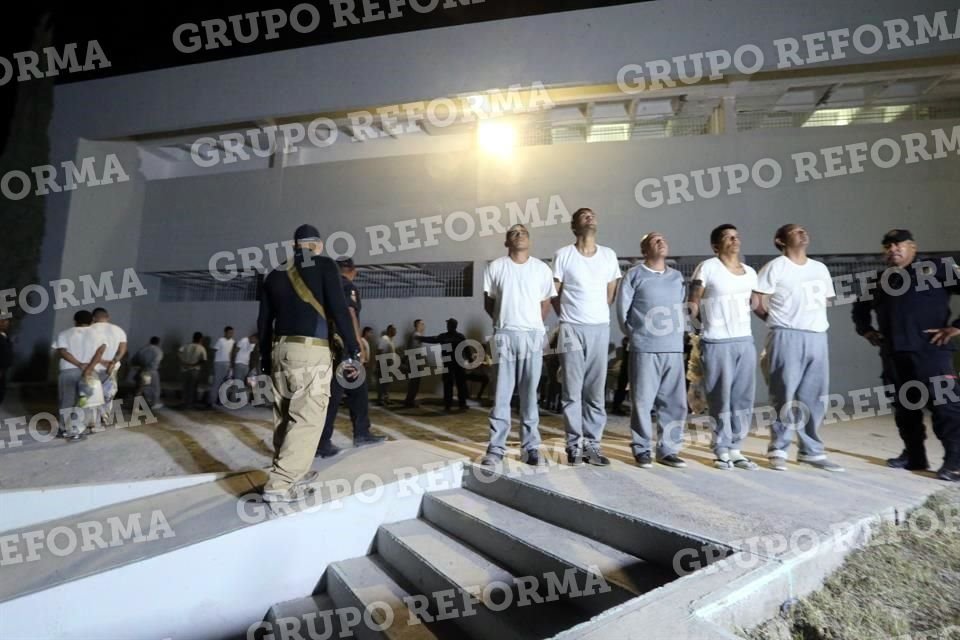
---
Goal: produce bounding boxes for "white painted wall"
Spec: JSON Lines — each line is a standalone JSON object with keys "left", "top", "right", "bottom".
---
{"left": 22, "top": 0, "right": 960, "bottom": 378}
{"left": 0, "top": 474, "right": 223, "bottom": 533}
{"left": 0, "top": 463, "right": 463, "bottom": 640}
{"left": 120, "top": 120, "right": 960, "bottom": 400}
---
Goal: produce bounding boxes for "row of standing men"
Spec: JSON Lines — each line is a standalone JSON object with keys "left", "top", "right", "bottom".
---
{"left": 254, "top": 217, "right": 960, "bottom": 503}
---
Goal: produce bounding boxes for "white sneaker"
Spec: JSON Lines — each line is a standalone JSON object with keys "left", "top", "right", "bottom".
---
{"left": 769, "top": 457, "right": 788, "bottom": 471}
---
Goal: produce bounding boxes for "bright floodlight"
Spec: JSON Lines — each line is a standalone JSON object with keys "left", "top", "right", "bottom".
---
{"left": 477, "top": 120, "right": 516, "bottom": 157}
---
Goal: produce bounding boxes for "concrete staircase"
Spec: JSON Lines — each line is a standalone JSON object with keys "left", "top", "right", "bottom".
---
{"left": 263, "top": 465, "right": 714, "bottom": 639}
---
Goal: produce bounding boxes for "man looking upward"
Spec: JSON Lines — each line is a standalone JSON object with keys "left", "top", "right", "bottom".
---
{"left": 481, "top": 224, "right": 556, "bottom": 467}
{"left": 552, "top": 208, "right": 622, "bottom": 466}
{"left": 688, "top": 224, "right": 759, "bottom": 470}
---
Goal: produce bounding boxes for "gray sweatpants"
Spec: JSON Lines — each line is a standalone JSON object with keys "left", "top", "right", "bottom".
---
{"left": 701, "top": 338, "right": 756, "bottom": 457}
{"left": 209, "top": 362, "right": 231, "bottom": 406}
{"left": 142, "top": 368, "right": 161, "bottom": 406}
{"left": 766, "top": 328, "right": 828, "bottom": 461}
{"left": 630, "top": 352, "right": 687, "bottom": 457}
{"left": 560, "top": 323, "right": 610, "bottom": 450}
{"left": 487, "top": 330, "right": 544, "bottom": 455}
{"left": 58, "top": 368, "right": 82, "bottom": 410}
{"left": 58, "top": 369, "right": 97, "bottom": 433}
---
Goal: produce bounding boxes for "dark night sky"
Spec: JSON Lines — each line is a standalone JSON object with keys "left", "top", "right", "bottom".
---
{"left": 0, "top": 0, "right": 649, "bottom": 152}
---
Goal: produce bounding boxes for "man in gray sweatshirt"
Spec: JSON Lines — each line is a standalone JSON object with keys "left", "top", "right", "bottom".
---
{"left": 616, "top": 232, "right": 689, "bottom": 468}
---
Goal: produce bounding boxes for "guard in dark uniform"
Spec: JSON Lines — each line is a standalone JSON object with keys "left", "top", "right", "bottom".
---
{"left": 257, "top": 224, "right": 363, "bottom": 502}
{"left": 420, "top": 318, "right": 469, "bottom": 411}
{"left": 852, "top": 229, "right": 960, "bottom": 482}
{"left": 316, "top": 258, "right": 386, "bottom": 458}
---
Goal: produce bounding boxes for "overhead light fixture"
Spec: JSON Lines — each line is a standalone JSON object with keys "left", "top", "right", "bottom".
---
{"left": 477, "top": 120, "right": 516, "bottom": 157}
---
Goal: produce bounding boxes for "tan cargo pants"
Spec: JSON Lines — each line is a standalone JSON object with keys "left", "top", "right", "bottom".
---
{"left": 264, "top": 341, "right": 333, "bottom": 493}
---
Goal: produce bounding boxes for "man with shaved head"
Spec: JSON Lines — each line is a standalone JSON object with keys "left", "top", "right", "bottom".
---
{"left": 753, "top": 224, "right": 843, "bottom": 473}
{"left": 480, "top": 224, "right": 556, "bottom": 467}
{"left": 552, "top": 208, "right": 622, "bottom": 466}
{"left": 617, "top": 232, "right": 688, "bottom": 469}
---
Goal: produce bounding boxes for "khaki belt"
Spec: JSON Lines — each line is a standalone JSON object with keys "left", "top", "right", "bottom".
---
{"left": 274, "top": 336, "right": 329, "bottom": 347}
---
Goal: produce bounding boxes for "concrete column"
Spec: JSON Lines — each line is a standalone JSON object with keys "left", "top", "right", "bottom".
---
{"left": 708, "top": 96, "right": 737, "bottom": 135}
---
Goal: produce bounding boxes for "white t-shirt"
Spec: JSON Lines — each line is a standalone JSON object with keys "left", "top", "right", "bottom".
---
{"left": 484, "top": 256, "right": 556, "bottom": 331}
{"left": 213, "top": 337, "right": 235, "bottom": 363}
{"left": 234, "top": 337, "right": 254, "bottom": 366}
{"left": 378, "top": 335, "right": 395, "bottom": 354}
{"left": 691, "top": 257, "right": 758, "bottom": 340}
{"left": 89, "top": 322, "right": 127, "bottom": 372}
{"left": 53, "top": 326, "right": 100, "bottom": 371}
{"left": 552, "top": 244, "right": 622, "bottom": 325}
{"left": 755, "top": 255, "right": 835, "bottom": 332}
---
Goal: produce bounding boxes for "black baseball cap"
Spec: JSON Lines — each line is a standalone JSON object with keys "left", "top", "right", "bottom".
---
{"left": 294, "top": 224, "right": 321, "bottom": 242}
{"left": 337, "top": 257, "right": 356, "bottom": 269}
{"left": 882, "top": 229, "right": 913, "bottom": 245}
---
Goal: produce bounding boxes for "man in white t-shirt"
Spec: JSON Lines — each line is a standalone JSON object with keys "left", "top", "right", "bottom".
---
{"left": 233, "top": 333, "right": 256, "bottom": 383}
{"left": 552, "top": 208, "right": 622, "bottom": 466}
{"left": 208, "top": 326, "right": 235, "bottom": 406}
{"left": 53, "top": 310, "right": 102, "bottom": 440}
{"left": 689, "top": 224, "right": 759, "bottom": 470}
{"left": 752, "top": 224, "right": 843, "bottom": 472}
{"left": 377, "top": 325, "right": 397, "bottom": 406}
{"left": 90, "top": 307, "right": 127, "bottom": 426}
{"left": 481, "top": 224, "right": 557, "bottom": 467}
{"left": 232, "top": 332, "right": 257, "bottom": 403}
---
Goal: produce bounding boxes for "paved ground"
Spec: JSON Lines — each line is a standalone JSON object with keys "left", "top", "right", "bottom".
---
{"left": 2, "top": 386, "right": 955, "bottom": 640}
{"left": 0, "top": 385, "right": 950, "bottom": 490}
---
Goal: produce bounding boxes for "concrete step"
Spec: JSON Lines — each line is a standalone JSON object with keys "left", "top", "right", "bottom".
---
{"left": 262, "top": 594, "right": 342, "bottom": 640}
{"left": 326, "top": 554, "right": 461, "bottom": 640}
{"left": 463, "top": 465, "right": 729, "bottom": 571}
{"left": 376, "top": 518, "right": 590, "bottom": 640}
{"left": 422, "top": 488, "right": 673, "bottom": 613}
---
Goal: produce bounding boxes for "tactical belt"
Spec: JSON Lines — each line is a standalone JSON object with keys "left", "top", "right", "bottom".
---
{"left": 274, "top": 336, "right": 329, "bottom": 347}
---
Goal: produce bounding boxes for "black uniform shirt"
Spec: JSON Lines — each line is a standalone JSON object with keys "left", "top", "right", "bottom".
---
{"left": 852, "top": 256, "right": 960, "bottom": 353}
{"left": 420, "top": 331, "right": 468, "bottom": 367}
{"left": 257, "top": 250, "right": 360, "bottom": 367}
{"left": 342, "top": 275, "right": 361, "bottom": 316}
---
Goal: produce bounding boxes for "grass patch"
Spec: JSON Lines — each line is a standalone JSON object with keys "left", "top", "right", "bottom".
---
{"left": 743, "top": 488, "right": 960, "bottom": 640}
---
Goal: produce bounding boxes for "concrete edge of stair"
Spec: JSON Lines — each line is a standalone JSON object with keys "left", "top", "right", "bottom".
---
{"left": 420, "top": 490, "right": 639, "bottom": 614}
{"left": 375, "top": 519, "right": 576, "bottom": 640}
{"left": 461, "top": 465, "right": 734, "bottom": 569}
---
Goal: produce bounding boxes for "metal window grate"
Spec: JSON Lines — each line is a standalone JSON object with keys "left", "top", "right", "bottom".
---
{"left": 355, "top": 262, "right": 473, "bottom": 299}
{"left": 738, "top": 101, "right": 960, "bottom": 132}
{"left": 149, "top": 270, "right": 261, "bottom": 302}
{"left": 149, "top": 262, "right": 473, "bottom": 302}
{"left": 519, "top": 115, "right": 711, "bottom": 147}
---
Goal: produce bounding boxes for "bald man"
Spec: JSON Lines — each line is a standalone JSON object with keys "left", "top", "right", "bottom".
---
{"left": 617, "top": 232, "right": 688, "bottom": 469}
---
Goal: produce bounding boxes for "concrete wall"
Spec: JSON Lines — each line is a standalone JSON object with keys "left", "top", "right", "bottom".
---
{"left": 120, "top": 119, "right": 960, "bottom": 400}
{"left": 22, "top": 0, "right": 960, "bottom": 378}
{"left": 0, "top": 462, "right": 464, "bottom": 640}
